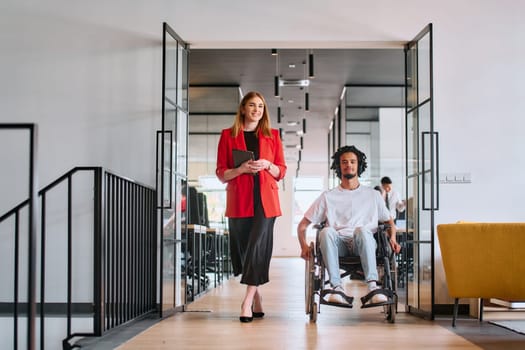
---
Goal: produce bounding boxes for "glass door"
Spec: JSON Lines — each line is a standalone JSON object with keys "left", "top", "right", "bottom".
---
{"left": 404, "top": 24, "right": 439, "bottom": 319}
{"left": 157, "top": 22, "right": 189, "bottom": 316}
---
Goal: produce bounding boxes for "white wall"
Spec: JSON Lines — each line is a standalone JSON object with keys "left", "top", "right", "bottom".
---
{"left": 0, "top": 2, "right": 177, "bottom": 331}
{"left": 2, "top": 0, "right": 525, "bottom": 308}
{"left": 432, "top": 7, "right": 525, "bottom": 223}
{"left": 429, "top": 3, "right": 525, "bottom": 303}
{"left": 0, "top": 1, "right": 174, "bottom": 189}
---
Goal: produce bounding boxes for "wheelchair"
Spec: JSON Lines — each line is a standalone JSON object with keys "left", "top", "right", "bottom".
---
{"left": 305, "top": 224, "right": 397, "bottom": 323}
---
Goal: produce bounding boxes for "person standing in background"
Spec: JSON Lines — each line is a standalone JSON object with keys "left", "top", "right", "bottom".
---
{"left": 216, "top": 91, "right": 287, "bottom": 323}
{"left": 380, "top": 176, "right": 406, "bottom": 222}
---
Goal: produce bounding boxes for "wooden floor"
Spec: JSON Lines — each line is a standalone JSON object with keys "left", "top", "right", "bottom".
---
{"left": 117, "top": 257, "right": 525, "bottom": 350}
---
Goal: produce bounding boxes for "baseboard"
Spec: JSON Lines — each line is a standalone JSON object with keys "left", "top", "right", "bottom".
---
{"left": 0, "top": 302, "right": 94, "bottom": 316}
{"left": 490, "top": 298, "right": 525, "bottom": 309}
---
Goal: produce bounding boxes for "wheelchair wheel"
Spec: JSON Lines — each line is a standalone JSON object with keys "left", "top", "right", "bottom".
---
{"left": 384, "top": 298, "right": 397, "bottom": 323}
{"left": 384, "top": 294, "right": 397, "bottom": 323}
{"left": 305, "top": 242, "right": 316, "bottom": 314}
{"left": 310, "top": 301, "right": 318, "bottom": 322}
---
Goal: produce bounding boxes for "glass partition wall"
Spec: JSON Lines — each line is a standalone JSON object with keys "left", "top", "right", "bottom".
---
{"left": 404, "top": 24, "right": 438, "bottom": 319}
{"left": 343, "top": 84, "right": 406, "bottom": 307}
{"left": 187, "top": 86, "right": 240, "bottom": 230}
{"left": 158, "top": 23, "right": 189, "bottom": 316}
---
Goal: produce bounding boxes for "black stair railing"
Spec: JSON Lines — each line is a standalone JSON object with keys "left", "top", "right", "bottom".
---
{"left": 0, "top": 166, "right": 157, "bottom": 350}
{"left": 0, "top": 123, "right": 38, "bottom": 350}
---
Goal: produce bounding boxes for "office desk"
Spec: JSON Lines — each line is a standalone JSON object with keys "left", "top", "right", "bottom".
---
{"left": 206, "top": 228, "right": 225, "bottom": 287}
{"left": 186, "top": 225, "right": 208, "bottom": 301}
{"left": 396, "top": 228, "right": 414, "bottom": 288}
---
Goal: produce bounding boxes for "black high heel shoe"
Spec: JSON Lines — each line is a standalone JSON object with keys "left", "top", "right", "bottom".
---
{"left": 252, "top": 294, "right": 264, "bottom": 318}
{"left": 251, "top": 305, "right": 265, "bottom": 318}
{"left": 252, "top": 310, "right": 265, "bottom": 318}
{"left": 240, "top": 303, "right": 253, "bottom": 323}
{"left": 239, "top": 315, "right": 253, "bottom": 323}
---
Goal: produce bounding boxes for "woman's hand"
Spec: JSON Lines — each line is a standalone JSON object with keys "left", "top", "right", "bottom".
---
{"left": 243, "top": 159, "right": 271, "bottom": 174}
{"left": 239, "top": 160, "right": 255, "bottom": 174}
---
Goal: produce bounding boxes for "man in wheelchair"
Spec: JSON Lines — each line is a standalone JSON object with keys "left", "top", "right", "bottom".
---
{"left": 297, "top": 145, "right": 401, "bottom": 307}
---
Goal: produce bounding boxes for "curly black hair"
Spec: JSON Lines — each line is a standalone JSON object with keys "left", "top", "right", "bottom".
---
{"left": 330, "top": 145, "right": 368, "bottom": 179}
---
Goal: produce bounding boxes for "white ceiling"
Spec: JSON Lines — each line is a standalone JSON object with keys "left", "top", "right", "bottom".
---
{"left": 188, "top": 48, "right": 405, "bottom": 164}
{"left": 163, "top": 0, "right": 436, "bottom": 170}
{"left": 170, "top": 0, "right": 433, "bottom": 49}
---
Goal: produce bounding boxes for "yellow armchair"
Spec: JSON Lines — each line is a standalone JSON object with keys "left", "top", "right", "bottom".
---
{"left": 437, "top": 222, "right": 525, "bottom": 326}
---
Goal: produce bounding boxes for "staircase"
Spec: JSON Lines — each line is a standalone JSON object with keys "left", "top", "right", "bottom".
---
{"left": 1, "top": 124, "right": 158, "bottom": 350}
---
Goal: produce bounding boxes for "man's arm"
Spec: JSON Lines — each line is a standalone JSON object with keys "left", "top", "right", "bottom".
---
{"left": 297, "top": 216, "right": 312, "bottom": 260}
{"left": 385, "top": 217, "right": 401, "bottom": 254}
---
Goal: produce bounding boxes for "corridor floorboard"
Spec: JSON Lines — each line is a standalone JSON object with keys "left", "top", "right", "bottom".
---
{"left": 117, "top": 257, "right": 525, "bottom": 350}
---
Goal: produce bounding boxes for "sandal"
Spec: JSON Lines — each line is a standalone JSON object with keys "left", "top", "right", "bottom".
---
{"left": 360, "top": 288, "right": 394, "bottom": 308}
{"left": 321, "top": 288, "right": 354, "bottom": 308}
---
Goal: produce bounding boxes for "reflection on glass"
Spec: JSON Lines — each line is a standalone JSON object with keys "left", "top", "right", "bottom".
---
{"left": 174, "top": 178, "right": 185, "bottom": 306}
{"left": 165, "top": 39, "right": 178, "bottom": 104}
{"left": 346, "top": 86, "right": 404, "bottom": 107}
{"left": 419, "top": 209, "right": 431, "bottom": 242}
{"left": 407, "top": 110, "right": 417, "bottom": 176}
{"left": 177, "top": 110, "right": 188, "bottom": 176}
{"left": 162, "top": 128, "right": 174, "bottom": 207}
{"left": 407, "top": 176, "right": 417, "bottom": 231}
{"left": 418, "top": 33, "right": 431, "bottom": 103}
{"left": 406, "top": 47, "right": 417, "bottom": 109}
{"left": 419, "top": 243, "right": 432, "bottom": 311}
{"left": 177, "top": 44, "right": 189, "bottom": 109}
{"left": 163, "top": 206, "right": 175, "bottom": 310}
{"left": 408, "top": 241, "right": 419, "bottom": 307}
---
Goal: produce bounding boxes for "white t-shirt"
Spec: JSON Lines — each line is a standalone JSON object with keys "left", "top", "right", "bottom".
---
{"left": 304, "top": 184, "right": 391, "bottom": 237}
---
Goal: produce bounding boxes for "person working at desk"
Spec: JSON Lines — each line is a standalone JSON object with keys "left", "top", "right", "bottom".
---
{"left": 297, "top": 145, "right": 400, "bottom": 306}
{"left": 380, "top": 176, "right": 406, "bottom": 223}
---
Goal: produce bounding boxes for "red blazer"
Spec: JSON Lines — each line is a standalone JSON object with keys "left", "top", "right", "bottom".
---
{"left": 216, "top": 128, "right": 287, "bottom": 218}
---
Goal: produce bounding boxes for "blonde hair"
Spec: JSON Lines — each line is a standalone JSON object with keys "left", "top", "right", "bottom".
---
{"left": 230, "top": 91, "right": 272, "bottom": 138}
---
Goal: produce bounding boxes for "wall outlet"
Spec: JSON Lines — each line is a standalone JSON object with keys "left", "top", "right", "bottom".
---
{"left": 439, "top": 172, "right": 471, "bottom": 184}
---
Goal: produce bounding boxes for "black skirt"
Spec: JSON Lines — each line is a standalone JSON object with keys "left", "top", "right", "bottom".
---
{"left": 228, "top": 192, "right": 275, "bottom": 286}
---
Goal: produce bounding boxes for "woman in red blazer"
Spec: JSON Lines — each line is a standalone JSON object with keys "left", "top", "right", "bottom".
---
{"left": 216, "top": 91, "right": 286, "bottom": 323}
